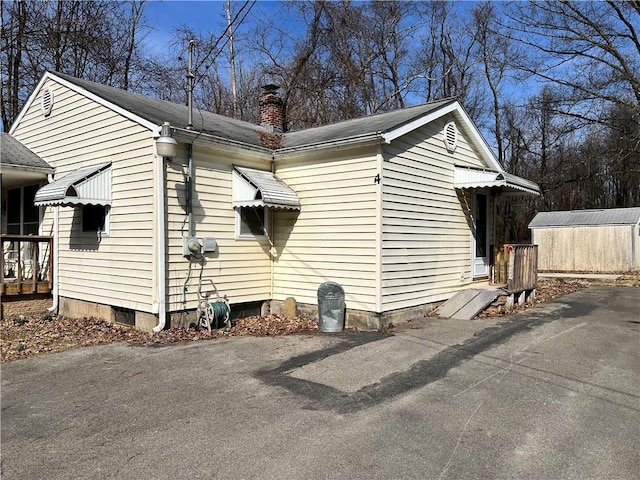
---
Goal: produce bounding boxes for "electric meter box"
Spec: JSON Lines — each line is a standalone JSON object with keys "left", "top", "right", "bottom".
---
{"left": 202, "top": 237, "right": 217, "bottom": 253}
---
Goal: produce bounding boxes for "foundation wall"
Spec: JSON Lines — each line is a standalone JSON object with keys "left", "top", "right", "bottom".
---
{"left": 269, "top": 298, "right": 438, "bottom": 331}
{"left": 53, "top": 296, "right": 437, "bottom": 333}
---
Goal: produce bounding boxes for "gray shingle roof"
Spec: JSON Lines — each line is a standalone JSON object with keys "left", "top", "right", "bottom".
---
{"left": 53, "top": 72, "right": 269, "bottom": 147}
{"left": 1, "top": 132, "right": 53, "bottom": 171}
{"left": 529, "top": 207, "right": 640, "bottom": 228}
{"left": 52, "top": 72, "right": 457, "bottom": 152}
{"left": 282, "top": 99, "right": 455, "bottom": 149}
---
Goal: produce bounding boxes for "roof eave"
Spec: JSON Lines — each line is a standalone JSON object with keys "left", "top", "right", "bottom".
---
{"left": 173, "top": 128, "right": 273, "bottom": 160}
{"left": 0, "top": 163, "right": 54, "bottom": 175}
{"left": 275, "top": 133, "right": 383, "bottom": 158}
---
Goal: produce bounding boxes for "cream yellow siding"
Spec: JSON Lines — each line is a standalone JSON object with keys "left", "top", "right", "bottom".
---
{"left": 272, "top": 149, "right": 379, "bottom": 312}
{"left": 165, "top": 145, "right": 274, "bottom": 311}
{"left": 11, "top": 78, "right": 157, "bottom": 312}
{"left": 380, "top": 117, "right": 484, "bottom": 311}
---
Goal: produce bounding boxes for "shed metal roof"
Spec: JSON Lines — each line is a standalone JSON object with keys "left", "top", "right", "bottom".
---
{"left": 529, "top": 207, "right": 640, "bottom": 228}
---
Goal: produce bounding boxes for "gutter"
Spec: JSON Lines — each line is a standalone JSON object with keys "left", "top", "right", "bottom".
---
{"left": 173, "top": 128, "right": 273, "bottom": 160}
{"left": 1, "top": 164, "right": 54, "bottom": 175}
{"left": 273, "top": 133, "right": 383, "bottom": 158}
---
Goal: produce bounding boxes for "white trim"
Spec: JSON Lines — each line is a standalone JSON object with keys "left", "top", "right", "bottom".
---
{"left": 234, "top": 206, "right": 269, "bottom": 241}
{"left": 471, "top": 193, "right": 490, "bottom": 278}
{"left": 10, "top": 72, "right": 158, "bottom": 135}
{"left": 382, "top": 101, "right": 504, "bottom": 173}
{"left": 9, "top": 74, "right": 49, "bottom": 134}
{"left": 80, "top": 204, "right": 110, "bottom": 236}
{"left": 382, "top": 102, "right": 458, "bottom": 143}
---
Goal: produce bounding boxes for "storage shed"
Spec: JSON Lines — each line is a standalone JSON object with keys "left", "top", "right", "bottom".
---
{"left": 529, "top": 207, "right": 640, "bottom": 272}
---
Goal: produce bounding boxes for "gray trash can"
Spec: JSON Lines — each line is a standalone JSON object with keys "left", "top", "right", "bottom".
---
{"left": 317, "top": 282, "right": 345, "bottom": 333}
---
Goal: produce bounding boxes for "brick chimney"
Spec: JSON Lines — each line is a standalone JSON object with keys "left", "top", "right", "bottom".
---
{"left": 259, "top": 84, "right": 284, "bottom": 133}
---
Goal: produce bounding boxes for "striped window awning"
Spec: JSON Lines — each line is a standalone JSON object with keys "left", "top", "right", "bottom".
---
{"left": 34, "top": 162, "right": 111, "bottom": 207}
{"left": 232, "top": 166, "right": 300, "bottom": 210}
{"left": 454, "top": 167, "right": 540, "bottom": 195}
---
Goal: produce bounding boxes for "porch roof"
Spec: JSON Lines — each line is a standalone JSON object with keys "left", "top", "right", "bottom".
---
{"left": 34, "top": 162, "right": 111, "bottom": 207}
{"left": 0, "top": 133, "right": 53, "bottom": 172}
{"left": 454, "top": 167, "right": 540, "bottom": 195}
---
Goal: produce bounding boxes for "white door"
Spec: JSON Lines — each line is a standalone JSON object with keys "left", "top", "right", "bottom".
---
{"left": 472, "top": 193, "right": 489, "bottom": 278}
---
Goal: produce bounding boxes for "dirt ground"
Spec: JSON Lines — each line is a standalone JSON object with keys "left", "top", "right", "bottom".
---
{"left": 2, "top": 276, "right": 638, "bottom": 363}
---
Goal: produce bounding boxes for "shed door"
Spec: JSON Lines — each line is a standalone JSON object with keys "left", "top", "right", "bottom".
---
{"left": 472, "top": 193, "right": 489, "bottom": 278}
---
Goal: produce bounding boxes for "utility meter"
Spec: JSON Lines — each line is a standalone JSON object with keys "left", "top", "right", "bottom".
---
{"left": 183, "top": 236, "right": 202, "bottom": 259}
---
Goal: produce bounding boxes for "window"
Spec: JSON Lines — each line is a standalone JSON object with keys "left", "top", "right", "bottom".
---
{"left": 82, "top": 205, "right": 109, "bottom": 234}
{"left": 7, "top": 185, "right": 40, "bottom": 235}
{"left": 235, "top": 206, "right": 268, "bottom": 239}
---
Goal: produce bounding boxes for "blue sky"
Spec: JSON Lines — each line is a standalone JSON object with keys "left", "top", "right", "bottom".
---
{"left": 143, "top": 0, "right": 282, "bottom": 53}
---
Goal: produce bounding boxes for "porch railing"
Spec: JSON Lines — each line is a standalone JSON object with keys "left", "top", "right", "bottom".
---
{"left": 1, "top": 234, "right": 53, "bottom": 296}
{"left": 492, "top": 244, "right": 538, "bottom": 293}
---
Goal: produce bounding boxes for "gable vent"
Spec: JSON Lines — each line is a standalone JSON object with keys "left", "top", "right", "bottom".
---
{"left": 41, "top": 88, "right": 54, "bottom": 116}
{"left": 444, "top": 121, "right": 458, "bottom": 152}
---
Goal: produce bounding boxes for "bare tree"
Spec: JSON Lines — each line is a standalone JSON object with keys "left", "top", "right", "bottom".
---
{"left": 412, "top": 0, "right": 485, "bottom": 119}
{"left": 1, "top": 0, "right": 28, "bottom": 130}
{"left": 1, "top": 0, "right": 150, "bottom": 130}
{"left": 506, "top": 1, "right": 640, "bottom": 121}
{"left": 471, "top": 1, "right": 521, "bottom": 164}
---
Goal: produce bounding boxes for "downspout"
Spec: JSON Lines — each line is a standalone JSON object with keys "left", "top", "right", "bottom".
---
{"left": 153, "top": 153, "right": 167, "bottom": 333}
{"left": 47, "top": 174, "right": 59, "bottom": 313}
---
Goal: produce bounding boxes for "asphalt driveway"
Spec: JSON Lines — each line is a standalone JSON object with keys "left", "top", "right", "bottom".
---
{"left": 1, "top": 287, "right": 639, "bottom": 479}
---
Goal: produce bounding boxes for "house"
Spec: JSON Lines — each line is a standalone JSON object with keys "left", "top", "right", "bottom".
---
{"left": 5, "top": 71, "right": 539, "bottom": 331}
{"left": 529, "top": 207, "right": 640, "bottom": 273}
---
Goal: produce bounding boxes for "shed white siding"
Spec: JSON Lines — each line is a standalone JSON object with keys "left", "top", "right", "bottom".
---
{"left": 272, "top": 148, "right": 379, "bottom": 312}
{"left": 11, "top": 78, "right": 157, "bottom": 312}
{"left": 532, "top": 225, "right": 640, "bottom": 272}
{"left": 380, "top": 117, "right": 484, "bottom": 311}
{"left": 165, "top": 145, "right": 274, "bottom": 312}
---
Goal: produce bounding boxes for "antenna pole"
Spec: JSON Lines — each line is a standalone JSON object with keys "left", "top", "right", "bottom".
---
{"left": 187, "top": 40, "right": 195, "bottom": 129}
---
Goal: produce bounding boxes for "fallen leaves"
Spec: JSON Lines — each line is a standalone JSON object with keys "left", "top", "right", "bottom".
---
{"left": 1, "top": 313, "right": 319, "bottom": 363}
{"left": 3, "top": 276, "right": 637, "bottom": 363}
{"left": 230, "top": 314, "right": 319, "bottom": 336}
{"left": 476, "top": 278, "right": 588, "bottom": 318}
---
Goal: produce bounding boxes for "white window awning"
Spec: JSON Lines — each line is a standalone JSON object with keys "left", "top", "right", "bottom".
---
{"left": 232, "top": 166, "right": 301, "bottom": 210}
{"left": 34, "top": 162, "right": 112, "bottom": 206}
{"left": 454, "top": 167, "right": 540, "bottom": 195}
